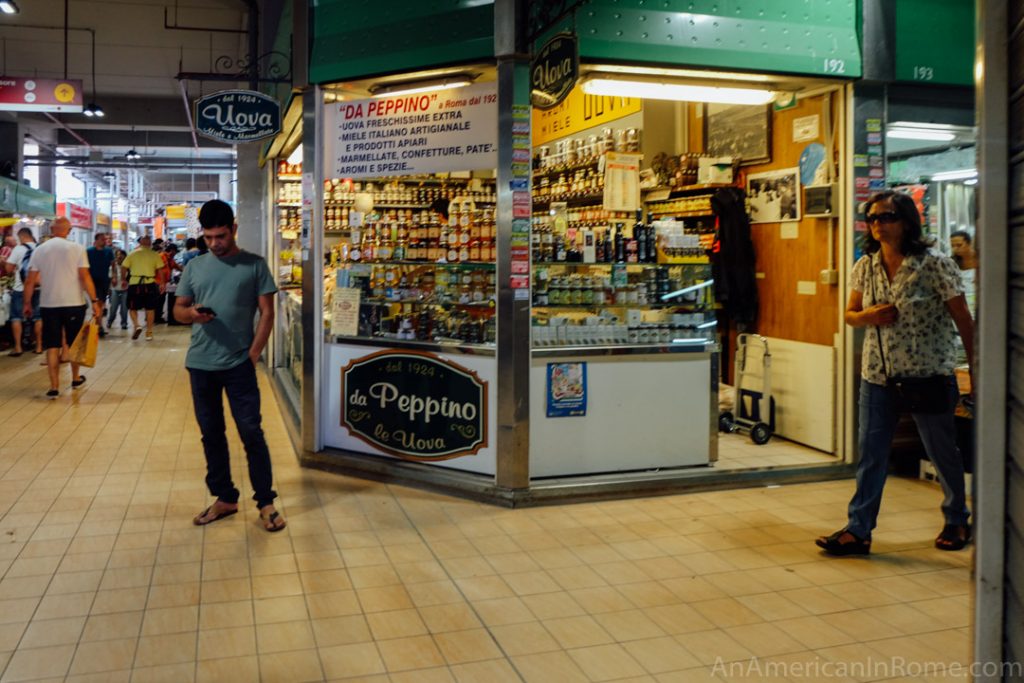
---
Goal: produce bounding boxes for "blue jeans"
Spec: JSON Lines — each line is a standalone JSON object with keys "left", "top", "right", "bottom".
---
{"left": 189, "top": 359, "right": 277, "bottom": 509}
{"left": 107, "top": 289, "right": 128, "bottom": 328}
{"left": 847, "top": 377, "right": 970, "bottom": 539}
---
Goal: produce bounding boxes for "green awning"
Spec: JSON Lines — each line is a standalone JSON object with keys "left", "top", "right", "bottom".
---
{"left": 0, "top": 176, "right": 56, "bottom": 218}
{"left": 310, "top": 0, "right": 495, "bottom": 84}
{"left": 894, "top": 0, "right": 974, "bottom": 86}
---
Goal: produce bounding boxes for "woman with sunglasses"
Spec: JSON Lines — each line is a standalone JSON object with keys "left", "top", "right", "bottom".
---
{"left": 816, "top": 191, "right": 975, "bottom": 556}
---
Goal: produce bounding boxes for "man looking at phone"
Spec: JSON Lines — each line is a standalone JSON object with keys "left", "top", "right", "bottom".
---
{"left": 174, "top": 199, "right": 285, "bottom": 532}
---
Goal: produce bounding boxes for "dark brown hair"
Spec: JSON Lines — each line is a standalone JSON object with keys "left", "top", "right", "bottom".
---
{"left": 861, "top": 190, "right": 929, "bottom": 256}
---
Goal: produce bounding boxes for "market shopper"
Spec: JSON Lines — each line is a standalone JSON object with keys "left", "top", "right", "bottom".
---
{"left": 122, "top": 235, "right": 164, "bottom": 341}
{"left": 816, "top": 191, "right": 975, "bottom": 556}
{"left": 21, "top": 217, "right": 103, "bottom": 398}
{"left": 174, "top": 199, "right": 285, "bottom": 532}
{"left": 4, "top": 227, "right": 42, "bottom": 356}
{"left": 107, "top": 249, "right": 130, "bottom": 330}
{"left": 86, "top": 233, "right": 114, "bottom": 337}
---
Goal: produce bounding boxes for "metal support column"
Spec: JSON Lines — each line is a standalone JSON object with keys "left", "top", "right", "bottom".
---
{"left": 974, "top": 0, "right": 1009, "bottom": 675}
{"left": 300, "top": 86, "right": 324, "bottom": 453}
{"left": 494, "top": 0, "right": 530, "bottom": 490}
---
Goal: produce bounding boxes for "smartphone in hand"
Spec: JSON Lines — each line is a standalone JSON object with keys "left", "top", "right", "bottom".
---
{"left": 196, "top": 306, "right": 216, "bottom": 316}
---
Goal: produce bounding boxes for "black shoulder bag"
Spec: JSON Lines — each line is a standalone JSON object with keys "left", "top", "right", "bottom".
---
{"left": 869, "top": 255, "right": 951, "bottom": 414}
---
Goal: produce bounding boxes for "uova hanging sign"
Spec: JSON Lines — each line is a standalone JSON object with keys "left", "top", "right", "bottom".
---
{"left": 531, "top": 33, "right": 578, "bottom": 109}
{"left": 323, "top": 81, "right": 497, "bottom": 179}
{"left": 341, "top": 350, "right": 488, "bottom": 461}
{"left": 194, "top": 90, "right": 281, "bottom": 144}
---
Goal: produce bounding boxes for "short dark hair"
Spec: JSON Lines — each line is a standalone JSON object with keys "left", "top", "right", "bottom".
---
{"left": 199, "top": 199, "right": 234, "bottom": 229}
{"left": 186, "top": 237, "right": 197, "bottom": 249}
{"left": 17, "top": 227, "right": 33, "bottom": 239}
{"left": 94, "top": 232, "right": 107, "bottom": 242}
{"left": 430, "top": 198, "right": 450, "bottom": 220}
{"left": 862, "top": 191, "right": 930, "bottom": 256}
{"left": 165, "top": 243, "right": 178, "bottom": 253}
{"left": 950, "top": 230, "right": 972, "bottom": 244}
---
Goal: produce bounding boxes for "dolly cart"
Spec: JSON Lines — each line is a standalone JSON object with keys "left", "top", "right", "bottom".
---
{"left": 719, "top": 334, "right": 775, "bottom": 445}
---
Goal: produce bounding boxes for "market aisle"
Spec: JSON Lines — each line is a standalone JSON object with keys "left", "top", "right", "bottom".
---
{"left": 0, "top": 327, "right": 970, "bottom": 682}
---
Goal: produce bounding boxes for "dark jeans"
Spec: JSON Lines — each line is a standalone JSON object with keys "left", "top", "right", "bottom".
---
{"left": 847, "top": 377, "right": 969, "bottom": 539}
{"left": 189, "top": 359, "right": 277, "bottom": 509}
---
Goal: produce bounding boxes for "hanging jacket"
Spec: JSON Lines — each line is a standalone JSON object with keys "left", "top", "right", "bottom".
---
{"left": 710, "top": 186, "right": 758, "bottom": 329}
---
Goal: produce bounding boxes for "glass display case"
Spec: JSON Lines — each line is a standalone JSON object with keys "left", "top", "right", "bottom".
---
{"left": 272, "top": 160, "right": 304, "bottom": 413}
{"left": 322, "top": 176, "right": 498, "bottom": 351}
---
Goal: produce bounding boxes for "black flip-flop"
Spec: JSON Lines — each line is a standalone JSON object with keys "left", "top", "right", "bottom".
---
{"left": 132, "top": 329, "right": 142, "bottom": 340}
{"left": 8, "top": 351, "right": 22, "bottom": 357}
{"left": 71, "top": 376, "right": 86, "bottom": 388}
{"left": 45, "top": 389, "right": 59, "bottom": 399}
{"left": 32, "top": 350, "right": 43, "bottom": 354}
{"left": 260, "top": 510, "right": 286, "bottom": 533}
{"left": 193, "top": 506, "right": 238, "bottom": 526}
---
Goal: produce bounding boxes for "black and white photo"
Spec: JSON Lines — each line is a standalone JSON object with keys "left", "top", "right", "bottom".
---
{"left": 747, "top": 168, "right": 801, "bottom": 223}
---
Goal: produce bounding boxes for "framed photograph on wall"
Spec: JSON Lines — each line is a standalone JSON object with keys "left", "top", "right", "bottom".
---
{"left": 704, "top": 103, "right": 772, "bottom": 166}
{"left": 746, "top": 168, "right": 801, "bottom": 223}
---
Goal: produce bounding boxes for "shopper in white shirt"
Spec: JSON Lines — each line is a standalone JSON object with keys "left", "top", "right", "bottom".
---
{"left": 3, "top": 227, "right": 42, "bottom": 356}
{"left": 22, "top": 218, "right": 104, "bottom": 398}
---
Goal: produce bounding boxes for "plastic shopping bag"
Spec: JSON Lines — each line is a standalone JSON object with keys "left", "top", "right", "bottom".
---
{"left": 67, "top": 322, "right": 99, "bottom": 367}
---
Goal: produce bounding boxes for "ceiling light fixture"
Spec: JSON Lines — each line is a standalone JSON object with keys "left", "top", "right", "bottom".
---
{"left": 83, "top": 28, "right": 104, "bottom": 117}
{"left": 581, "top": 76, "right": 776, "bottom": 105}
{"left": 929, "top": 168, "right": 978, "bottom": 182}
{"left": 125, "top": 149, "right": 141, "bottom": 161}
{"left": 369, "top": 75, "right": 475, "bottom": 98}
{"left": 886, "top": 128, "right": 955, "bottom": 142}
{"left": 0, "top": 1, "right": 19, "bottom": 15}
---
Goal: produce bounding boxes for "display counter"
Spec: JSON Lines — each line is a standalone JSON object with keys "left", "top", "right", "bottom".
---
{"left": 530, "top": 343, "right": 717, "bottom": 477}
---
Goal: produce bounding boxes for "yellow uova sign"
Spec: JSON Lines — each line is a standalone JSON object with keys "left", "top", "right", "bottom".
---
{"left": 532, "top": 84, "right": 641, "bottom": 146}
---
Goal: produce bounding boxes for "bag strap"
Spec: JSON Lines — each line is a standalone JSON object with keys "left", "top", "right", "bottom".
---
{"left": 869, "top": 254, "right": 891, "bottom": 380}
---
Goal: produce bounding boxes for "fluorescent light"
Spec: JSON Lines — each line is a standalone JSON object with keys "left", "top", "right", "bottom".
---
{"left": 886, "top": 128, "right": 955, "bottom": 142}
{"left": 964, "top": 178, "right": 978, "bottom": 186}
{"left": 370, "top": 77, "right": 473, "bottom": 98}
{"left": 582, "top": 78, "right": 775, "bottom": 105}
{"left": 586, "top": 64, "right": 776, "bottom": 84}
{"left": 697, "top": 320, "right": 718, "bottom": 329}
{"left": 930, "top": 169, "right": 977, "bottom": 181}
{"left": 661, "top": 279, "right": 715, "bottom": 301}
{"left": 286, "top": 145, "right": 302, "bottom": 166}
{"left": 0, "top": 1, "right": 19, "bottom": 14}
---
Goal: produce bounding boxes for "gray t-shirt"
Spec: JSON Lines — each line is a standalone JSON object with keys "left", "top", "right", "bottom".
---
{"left": 176, "top": 251, "right": 277, "bottom": 371}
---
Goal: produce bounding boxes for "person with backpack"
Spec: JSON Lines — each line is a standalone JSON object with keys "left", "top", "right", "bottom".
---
{"left": 3, "top": 227, "right": 42, "bottom": 356}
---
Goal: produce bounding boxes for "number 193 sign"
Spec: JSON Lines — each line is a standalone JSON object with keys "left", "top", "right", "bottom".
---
{"left": 341, "top": 350, "right": 488, "bottom": 461}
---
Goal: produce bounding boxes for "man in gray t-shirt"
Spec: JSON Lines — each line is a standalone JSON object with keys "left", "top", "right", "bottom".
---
{"left": 173, "top": 200, "right": 285, "bottom": 532}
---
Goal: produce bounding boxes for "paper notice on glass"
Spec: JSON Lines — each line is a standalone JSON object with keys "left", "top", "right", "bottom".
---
{"left": 603, "top": 152, "right": 642, "bottom": 212}
{"left": 330, "top": 288, "right": 361, "bottom": 337}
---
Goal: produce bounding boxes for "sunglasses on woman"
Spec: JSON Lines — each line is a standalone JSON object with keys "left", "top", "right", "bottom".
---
{"left": 866, "top": 211, "right": 901, "bottom": 224}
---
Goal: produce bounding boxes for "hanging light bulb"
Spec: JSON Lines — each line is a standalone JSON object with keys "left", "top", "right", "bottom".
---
{"left": 125, "top": 149, "right": 141, "bottom": 161}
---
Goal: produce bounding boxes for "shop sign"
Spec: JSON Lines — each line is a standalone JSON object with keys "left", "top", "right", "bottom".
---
{"left": 532, "top": 83, "right": 641, "bottom": 147}
{"left": 531, "top": 33, "right": 578, "bottom": 110}
{"left": 324, "top": 82, "right": 497, "bottom": 179}
{"left": 341, "top": 350, "right": 487, "bottom": 461}
{"left": 58, "top": 202, "right": 92, "bottom": 229}
{"left": 194, "top": 90, "right": 282, "bottom": 144}
{"left": 0, "top": 77, "right": 83, "bottom": 113}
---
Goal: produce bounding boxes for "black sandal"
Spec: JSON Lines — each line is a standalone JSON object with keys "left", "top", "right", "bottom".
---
{"left": 193, "top": 505, "right": 238, "bottom": 526}
{"left": 260, "top": 509, "right": 286, "bottom": 533}
{"left": 935, "top": 524, "right": 971, "bottom": 551}
{"left": 71, "top": 376, "right": 86, "bottom": 388}
{"left": 815, "top": 528, "right": 871, "bottom": 556}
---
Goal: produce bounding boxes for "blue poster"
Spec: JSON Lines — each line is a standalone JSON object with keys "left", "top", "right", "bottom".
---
{"left": 546, "top": 362, "right": 587, "bottom": 417}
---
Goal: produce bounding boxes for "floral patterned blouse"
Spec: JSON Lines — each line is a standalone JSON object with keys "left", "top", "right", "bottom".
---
{"left": 851, "top": 248, "right": 964, "bottom": 386}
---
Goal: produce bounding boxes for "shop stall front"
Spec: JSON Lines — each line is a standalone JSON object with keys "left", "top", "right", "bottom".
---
{"left": 58, "top": 202, "right": 93, "bottom": 244}
{"left": 296, "top": 0, "right": 863, "bottom": 502}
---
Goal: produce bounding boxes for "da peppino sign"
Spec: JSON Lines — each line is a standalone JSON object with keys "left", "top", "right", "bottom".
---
{"left": 531, "top": 33, "right": 578, "bottom": 109}
{"left": 194, "top": 90, "right": 281, "bottom": 144}
{"left": 341, "top": 350, "right": 487, "bottom": 461}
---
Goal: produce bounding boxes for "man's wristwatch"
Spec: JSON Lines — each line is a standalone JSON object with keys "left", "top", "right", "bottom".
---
{"left": 91, "top": 299, "right": 100, "bottom": 304}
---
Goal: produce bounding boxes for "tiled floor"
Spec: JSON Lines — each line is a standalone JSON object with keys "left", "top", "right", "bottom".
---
{"left": 0, "top": 326, "right": 971, "bottom": 682}
{"left": 715, "top": 433, "right": 837, "bottom": 470}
